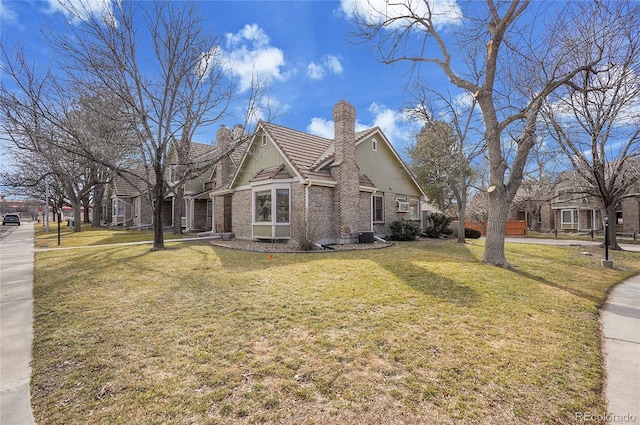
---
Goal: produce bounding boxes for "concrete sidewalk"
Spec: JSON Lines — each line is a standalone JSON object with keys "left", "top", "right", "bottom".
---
{"left": 1, "top": 222, "right": 36, "bottom": 425}
{"left": 602, "top": 275, "right": 640, "bottom": 422}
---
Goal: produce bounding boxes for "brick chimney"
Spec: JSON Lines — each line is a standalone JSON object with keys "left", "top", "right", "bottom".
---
{"left": 215, "top": 125, "right": 233, "bottom": 189}
{"left": 331, "top": 100, "right": 359, "bottom": 243}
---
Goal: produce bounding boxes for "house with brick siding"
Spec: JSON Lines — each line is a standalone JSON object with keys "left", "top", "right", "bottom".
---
{"left": 108, "top": 140, "right": 230, "bottom": 231}
{"left": 210, "top": 100, "right": 428, "bottom": 245}
{"left": 508, "top": 170, "right": 640, "bottom": 235}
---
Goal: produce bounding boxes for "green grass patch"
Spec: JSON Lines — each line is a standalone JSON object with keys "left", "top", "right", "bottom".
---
{"left": 31, "top": 237, "right": 640, "bottom": 424}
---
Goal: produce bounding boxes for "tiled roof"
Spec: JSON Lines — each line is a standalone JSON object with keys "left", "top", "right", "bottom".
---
{"left": 258, "top": 122, "right": 388, "bottom": 189}
{"left": 359, "top": 174, "right": 375, "bottom": 188}
{"left": 261, "top": 122, "right": 333, "bottom": 180}
{"left": 251, "top": 164, "right": 293, "bottom": 182}
{"left": 111, "top": 166, "right": 152, "bottom": 196}
{"left": 311, "top": 127, "right": 378, "bottom": 169}
{"left": 189, "top": 141, "right": 215, "bottom": 160}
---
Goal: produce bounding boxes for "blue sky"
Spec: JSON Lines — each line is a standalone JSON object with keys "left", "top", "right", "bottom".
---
{"left": 0, "top": 0, "right": 462, "bottom": 157}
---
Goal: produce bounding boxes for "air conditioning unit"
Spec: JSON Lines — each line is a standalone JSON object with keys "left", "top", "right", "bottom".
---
{"left": 396, "top": 199, "right": 409, "bottom": 212}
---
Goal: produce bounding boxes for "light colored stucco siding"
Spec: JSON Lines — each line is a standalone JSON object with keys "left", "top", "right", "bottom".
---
{"left": 356, "top": 136, "right": 421, "bottom": 198}
{"left": 234, "top": 136, "right": 296, "bottom": 187}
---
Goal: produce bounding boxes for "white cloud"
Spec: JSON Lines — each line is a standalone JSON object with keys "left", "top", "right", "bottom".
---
{"left": 306, "top": 62, "right": 324, "bottom": 80}
{"left": 220, "top": 24, "right": 290, "bottom": 93}
{"left": 307, "top": 117, "right": 334, "bottom": 139}
{"left": 45, "top": 0, "right": 115, "bottom": 25}
{"left": 0, "top": 0, "right": 18, "bottom": 23}
{"left": 325, "top": 55, "right": 344, "bottom": 75}
{"left": 368, "top": 102, "right": 419, "bottom": 146}
{"left": 225, "top": 23, "right": 270, "bottom": 48}
{"left": 340, "top": 0, "right": 462, "bottom": 29}
{"left": 306, "top": 55, "right": 344, "bottom": 81}
{"left": 248, "top": 96, "right": 291, "bottom": 125}
{"left": 307, "top": 102, "right": 420, "bottom": 148}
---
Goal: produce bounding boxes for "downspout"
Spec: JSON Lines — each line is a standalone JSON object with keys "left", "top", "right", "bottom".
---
{"left": 370, "top": 189, "right": 377, "bottom": 232}
{"left": 305, "top": 181, "right": 312, "bottom": 235}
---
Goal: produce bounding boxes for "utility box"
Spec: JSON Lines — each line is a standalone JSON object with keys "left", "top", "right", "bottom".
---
{"left": 358, "top": 231, "right": 374, "bottom": 244}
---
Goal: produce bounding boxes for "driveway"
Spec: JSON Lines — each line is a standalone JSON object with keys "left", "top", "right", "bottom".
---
{"left": 0, "top": 221, "right": 36, "bottom": 425}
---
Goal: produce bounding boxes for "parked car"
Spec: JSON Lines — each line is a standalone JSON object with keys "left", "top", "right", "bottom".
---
{"left": 2, "top": 214, "right": 21, "bottom": 226}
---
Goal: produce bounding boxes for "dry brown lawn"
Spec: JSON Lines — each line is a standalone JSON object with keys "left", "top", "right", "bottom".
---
{"left": 31, "top": 235, "right": 640, "bottom": 424}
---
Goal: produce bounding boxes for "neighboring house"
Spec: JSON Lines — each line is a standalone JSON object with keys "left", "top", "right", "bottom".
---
{"left": 106, "top": 128, "right": 248, "bottom": 231}
{"left": 511, "top": 171, "right": 640, "bottom": 234}
{"left": 108, "top": 166, "right": 154, "bottom": 228}
{"left": 210, "top": 100, "right": 429, "bottom": 245}
{"left": 181, "top": 125, "right": 247, "bottom": 232}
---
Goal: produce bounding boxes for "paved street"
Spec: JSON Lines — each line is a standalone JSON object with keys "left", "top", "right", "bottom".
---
{"left": 0, "top": 221, "right": 36, "bottom": 425}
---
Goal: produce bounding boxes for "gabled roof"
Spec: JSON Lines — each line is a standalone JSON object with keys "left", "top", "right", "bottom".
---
{"left": 111, "top": 166, "right": 153, "bottom": 197}
{"left": 251, "top": 164, "right": 293, "bottom": 182}
{"left": 312, "top": 128, "right": 378, "bottom": 169}
{"left": 261, "top": 122, "right": 333, "bottom": 181}
{"left": 189, "top": 141, "right": 216, "bottom": 159}
{"left": 230, "top": 119, "right": 426, "bottom": 201}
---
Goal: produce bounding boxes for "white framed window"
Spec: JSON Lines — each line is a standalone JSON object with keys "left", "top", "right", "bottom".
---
{"left": 396, "top": 198, "right": 409, "bottom": 213}
{"left": 561, "top": 209, "right": 578, "bottom": 224}
{"left": 561, "top": 209, "right": 579, "bottom": 229}
{"left": 261, "top": 134, "right": 268, "bottom": 147}
{"left": 373, "top": 195, "right": 384, "bottom": 223}
{"left": 134, "top": 198, "right": 140, "bottom": 217}
{"left": 170, "top": 165, "right": 179, "bottom": 183}
{"left": 255, "top": 190, "right": 272, "bottom": 222}
{"left": 372, "top": 138, "right": 378, "bottom": 152}
{"left": 409, "top": 199, "right": 420, "bottom": 220}
{"left": 253, "top": 185, "right": 290, "bottom": 224}
{"left": 112, "top": 199, "right": 124, "bottom": 217}
{"left": 276, "top": 189, "right": 290, "bottom": 223}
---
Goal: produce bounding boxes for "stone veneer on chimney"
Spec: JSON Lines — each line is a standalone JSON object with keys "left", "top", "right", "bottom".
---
{"left": 331, "top": 100, "right": 360, "bottom": 243}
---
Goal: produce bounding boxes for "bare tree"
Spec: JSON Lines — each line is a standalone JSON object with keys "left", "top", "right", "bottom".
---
{"left": 407, "top": 86, "right": 483, "bottom": 243}
{"left": 350, "top": 0, "right": 609, "bottom": 267}
{"left": 511, "top": 141, "right": 563, "bottom": 231}
{"left": 69, "top": 89, "right": 139, "bottom": 227}
{"left": 46, "top": 1, "right": 264, "bottom": 249}
{"left": 0, "top": 47, "right": 137, "bottom": 232}
{"left": 542, "top": 1, "right": 640, "bottom": 250}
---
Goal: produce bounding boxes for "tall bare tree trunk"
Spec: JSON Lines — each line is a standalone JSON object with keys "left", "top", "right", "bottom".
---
{"left": 457, "top": 193, "right": 466, "bottom": 244}
{"left": 92, "top": 183, "right": 105, "bottom": 227}
{"left": 483, "top": 189, "right": 510, "bottom": 267}
{"left": 604, "top": 205, "right": 620, "bottom": 251}
{"left": 153, "top": 166, "right": 165, "bottom": 251}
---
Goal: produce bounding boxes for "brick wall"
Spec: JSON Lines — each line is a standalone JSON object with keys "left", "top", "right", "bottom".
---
{"left": 213, "top": 195, "right": 225, "bottom": 233}
{"left": 192, "top": 199, "right": 210, "bottom": 231}
{"left": 358, "top": 192, "right": 372, "bottom": 232}
{"left": 622, "top": 198, "right": 640, "bottom": 233}
{"left": 232, "top": 189, "right": 252, "bottom": 239}
{"left": 331, "top": 100, "right": 360, "bottom": 242}
{"left": 305, "top": 185, "right": 336, "bottom": 244}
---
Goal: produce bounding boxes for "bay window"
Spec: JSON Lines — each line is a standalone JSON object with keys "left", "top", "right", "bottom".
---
{"left": 252, "top": 184, "right": 291, "bottom": 239}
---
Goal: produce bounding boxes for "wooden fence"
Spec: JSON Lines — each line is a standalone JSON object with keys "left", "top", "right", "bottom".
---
{"left": 464, "top": 220, "right": 528, "bottom": 237}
